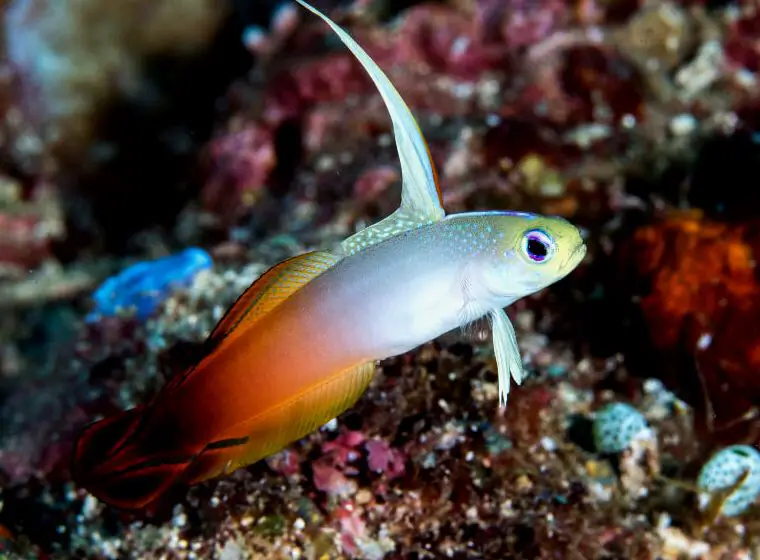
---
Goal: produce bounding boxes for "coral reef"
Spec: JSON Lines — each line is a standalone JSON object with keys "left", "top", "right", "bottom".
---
{"left": 616, "top": 211, "right": 760, "bottom": 443}
{"left": 1, "top": 0, "right": 760, "bottom": 558}
{"left": 1, "top": 0, "right": 252, "bottom": 253}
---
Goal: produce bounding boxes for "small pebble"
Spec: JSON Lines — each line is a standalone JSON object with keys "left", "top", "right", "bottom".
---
{"left": 669, "top": 113, "right": 697, "bottom": 136}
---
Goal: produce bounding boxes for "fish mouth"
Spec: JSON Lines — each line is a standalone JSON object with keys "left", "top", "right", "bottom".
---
{"left": 562, "top": 242, "right": 587, "bottom": 271}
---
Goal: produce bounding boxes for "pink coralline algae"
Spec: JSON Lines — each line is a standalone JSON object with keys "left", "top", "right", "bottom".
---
{"left": 725, "top": 3, "right": 760, "bottom": 72}
{"left": 386, "top": 3, "right": 509, "bottom": 80}
{"left": 365, "top": 438, "right": 406, "bottom": 480}
{"left": 488, "top": 0, "right": 569, "bottom": 51}
{"left": 308, "top": 430, "right": 407, "bottom": 497}
{"left": 352, "top": 166, "right": 399, "bottom": 204}
{"left": 321, "top": 429, "right": 366, "bottom": 469}
{"left": 257, "top": 1, "right": 512, "bottom": 126}
{"left": 0, "top": 212, "right": 52, "bottom": 273}
{"left": 312, "top": 461, "right": 357, "bottom": 498}
{"left": 265, "top": 448, "right": 301, "bottom": 477}
{"left": 0, "top": 178, "right": 64, "bottom": 276}
{"left": 335, "top": 503, "right": 388, "bottom": 560}
{"left": 262, "top": 53, "right": 374, "bottom": 127}
{"left": 203, "top": 0, "right": 657, "bottom": 220}
{"left": 311, "top": 431, "right": 365, "bottom": 498}
{"left": 202, "top": 123, "right": 276, "bottom": 217}
{"left": 559, "top": 45, "right": 644, "bottom": 124}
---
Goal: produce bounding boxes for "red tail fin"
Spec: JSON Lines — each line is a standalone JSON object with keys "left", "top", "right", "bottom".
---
{"left": 72, "top": 405, "right": 194, "bottom": 510}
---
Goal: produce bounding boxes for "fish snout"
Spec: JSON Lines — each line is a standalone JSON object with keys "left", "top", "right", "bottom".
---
{"left": 562, "top": 242, "right": 587, "bottom": 272}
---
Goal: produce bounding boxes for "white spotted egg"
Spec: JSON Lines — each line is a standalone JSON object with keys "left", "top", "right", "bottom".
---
{"left": 697, "top": 445, "right": 760, "bottom": 517}
{"left": 592, "top": 402, "right": 650, "bottom": 454}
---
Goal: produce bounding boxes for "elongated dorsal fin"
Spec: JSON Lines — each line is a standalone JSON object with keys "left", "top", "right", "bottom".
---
{"left": 490, "top": 307, "right": 525, "bottom": 408}
{"left": 296, "top": 0, "right": 445, "bottom": 255}
{"left": 185, "top": 360, "right": 376, "bottom": 485}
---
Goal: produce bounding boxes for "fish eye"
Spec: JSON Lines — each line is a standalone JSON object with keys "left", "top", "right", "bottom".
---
{"left": 520, "top": 229, "right": 555, "bottom": 263}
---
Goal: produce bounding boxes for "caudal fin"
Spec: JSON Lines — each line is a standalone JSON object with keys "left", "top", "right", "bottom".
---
{"left": 72, "top": 406, "right": 195, "bottom": 510}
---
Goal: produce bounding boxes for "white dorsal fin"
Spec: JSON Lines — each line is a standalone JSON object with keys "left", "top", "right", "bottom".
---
{"left": 490, "top": 307, "right": 525, "bottom": 408}
{"left": 296, "top": 0, "right": 445, "bottom": 255}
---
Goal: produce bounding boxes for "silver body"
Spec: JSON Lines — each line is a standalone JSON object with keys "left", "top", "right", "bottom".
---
{"left": 281, "top": 216, "right": 511, "bottom": 363}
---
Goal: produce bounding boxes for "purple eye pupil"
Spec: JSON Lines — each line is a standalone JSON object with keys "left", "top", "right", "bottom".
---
{"left": 527, "top": 238, "right": 548, "bottom": 261}
{"left": 522, "top": 229, "right": 553, "bottom": 263}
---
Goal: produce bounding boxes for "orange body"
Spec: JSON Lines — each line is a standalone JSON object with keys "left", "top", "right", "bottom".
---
{"left": 73, "top": 251, "right": 377, "bottom": 509}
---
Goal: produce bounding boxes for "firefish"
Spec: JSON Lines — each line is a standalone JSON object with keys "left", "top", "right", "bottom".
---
{"left": 72, "top": 0, "right": 587, "bottom": 510}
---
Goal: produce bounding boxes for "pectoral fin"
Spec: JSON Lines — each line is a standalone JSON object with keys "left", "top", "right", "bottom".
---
{"left": 295, "top": 0, "right": 445, "bottom": 255}
{"left": 490, "top": 307, "right": 526, "bottom": 408}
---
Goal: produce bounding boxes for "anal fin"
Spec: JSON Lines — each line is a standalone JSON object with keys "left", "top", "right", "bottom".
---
{"left": 185, "top": 360, "right": 376, "bottom": 484}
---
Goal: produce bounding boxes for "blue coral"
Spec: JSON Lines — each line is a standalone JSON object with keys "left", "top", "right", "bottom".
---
{"left": 87, "top": 248, "right": 213, "bottom": 322}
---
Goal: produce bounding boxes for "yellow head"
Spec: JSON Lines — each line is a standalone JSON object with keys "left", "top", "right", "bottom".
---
{"left": 447, "top": 211, "right": 586, "bottom": 304}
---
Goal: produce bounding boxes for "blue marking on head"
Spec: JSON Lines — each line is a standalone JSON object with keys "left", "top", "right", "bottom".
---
{"left": 444, "top": 210, "right": 540, "bottom": 221}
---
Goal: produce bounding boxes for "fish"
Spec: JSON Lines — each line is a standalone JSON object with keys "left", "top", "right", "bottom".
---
{"left": 71, "top": 0, "right": 587, "bottom": 510}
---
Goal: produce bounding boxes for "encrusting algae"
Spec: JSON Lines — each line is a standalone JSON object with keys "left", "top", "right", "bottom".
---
{"left": 3, "top": 0, "right": 760, "bottom": 557}
{"left": 618, "top": 210, "right": 760, "bottom": 438}
{"left": 71, "top": 0, "right": 586, "bottom": 511}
